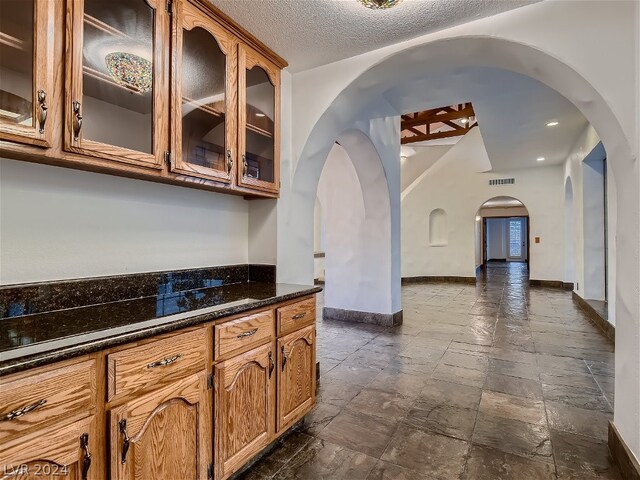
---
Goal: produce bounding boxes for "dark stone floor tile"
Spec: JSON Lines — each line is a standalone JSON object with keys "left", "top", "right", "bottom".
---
{"left": 461, "top": 445, "right": 556, "bottom": 480}
{"left": 484, "top": 373, "right": 543, "bottom": 400}
{"left": 545, "top": 401, "right": 611, "bottom": 440}
{"left": 556, "top": 466, "right": 622, "bottom": 480}
{"left": 318, "top": 410, "right": 397, "bottom": 458}
{"left": 440, "top": 351, "right": 490, "bottom": 371}
{"left": 273, "top": 438, "right": 377, "bottom": 480}
{"left": 432, "top": 363, "right": 486, "bottom": 388}
{"left": 366, "top": 460, "right": 428, "bottom": 480}
{"left": 323, "top": 364, "right": 384, "bottom": 387}
{"left": 346, "top": 388, "right": 412, "bottom": 421}
{"left": 366, "top": 371, "right": 428, "bottom": 397}
{"left": 240, "top": 432, "right": 314, "bottom": 478}
{"left": 404, "top": 403, "right": 477, "bottom": 440}
{"left": 302, "top": 402, "right": 343, "bottom": 436}
{"left": 488, "top": 358, "right": 539, "bottom": 380}
{"left": 479, "top": 391, "right": 546, "bottom": 425}
{"left": 381, "top": 424, "right": 469, "bottom": 480}
{"left": 317, "top": 379, "right": 363, "bottom": 407}
{"left": 541, "top": 383, "right": 612, "bottom": 412}
{"left": 418, "top": 379, "right": 483, "bottom": 410}
{"left": 551, "top": 430, "right": 620, "bottom": 477}
{"left": 539, "top": 371, "right": 600, "bottom": 389}
{"left": 472, "top": 413, "right": 553, "bottom": 463}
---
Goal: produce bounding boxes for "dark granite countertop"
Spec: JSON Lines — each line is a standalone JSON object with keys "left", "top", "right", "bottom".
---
{"left": 0, "top": 281, "right": 321, "bottom": 377}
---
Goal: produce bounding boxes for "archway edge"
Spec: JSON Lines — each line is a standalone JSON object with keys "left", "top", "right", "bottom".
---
{"left": 474, "top": 195, "right": 530, "bottom": 219}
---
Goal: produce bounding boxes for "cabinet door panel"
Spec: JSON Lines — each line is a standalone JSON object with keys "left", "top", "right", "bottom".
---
{"left": 64, "top": 0, "right": 168, "bottom": 169}
{"left": 214, "top": 342, "right": 275, "bottom": 480}
{"left": 0, "top": 0, "right": 54, "bottom": 147}
{"left": 170, "top": 0, "right": 235, "bottom": 183}
{"left": 0, "top": 416, "right": 96, "bottom": 480}
{"left": 110, "top": 373, "right": 211, "bottom": 480}
{"left": 237, "top": 44, "right": 279, "bottom": 194}
{"left": 277, "top": 325, "right": 316, "bottom": 432}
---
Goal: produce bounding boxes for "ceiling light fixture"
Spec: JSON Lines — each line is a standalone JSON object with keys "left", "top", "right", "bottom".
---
{"left": 255, "top": 112, "right": 266, "bottom": 117}
{"left": 357, "top": 0, "right": 401, "bottom": 9}
{"left": 537, "top": 157, "right": 545, "bottom": 162}
{"left": 460, "top": 118, "right": 469, "bottom": 124}
{"left": 105, "top": 52, "right": 152, "bottom": 94}
{"left": 546, "top": 121, "right": 559, "bottom": 127}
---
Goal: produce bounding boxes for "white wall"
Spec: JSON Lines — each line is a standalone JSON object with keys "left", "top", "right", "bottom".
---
{"left": 0, "top": 159, "right": 249, "bottom": 284}
{"left": 402, "top": 129, "right": 564, "bottom": 281}
{"left": 248, "top": 199, "right": 277, "bottom": 265}
{"left": 582, "top": 153, "right": 607, "bottom": 301}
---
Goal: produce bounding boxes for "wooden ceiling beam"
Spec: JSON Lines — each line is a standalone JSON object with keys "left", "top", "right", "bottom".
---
{"left": 401, "top": 105, "right": 475, "bottom": 128}
{"left": 401, "top": 124, "right": 477, "bottom": 144}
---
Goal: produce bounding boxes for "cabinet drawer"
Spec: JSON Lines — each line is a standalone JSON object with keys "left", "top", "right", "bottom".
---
{"left": 0, "top": 358, "right": 96, "bottom": 441}
{"left": 277, "top": 296, "right": 316, "bottom": 336}
{"left": 214, "top": 310, "right": 274, "bottom": 361}
{"left": 107, "top": 329, "right": 206, "bottom": 402}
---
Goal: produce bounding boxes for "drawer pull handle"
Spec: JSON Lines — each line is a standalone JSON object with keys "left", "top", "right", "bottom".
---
{"left": 237, "top": 328, "right": 258, "bottom": 339}
{"left": 281, "top": 345, "right": 287, "bottom": 371}
{"left": 268, "top": 351, "right": 275, "bottom": 379}
{"left": 146, "top": 353, "right": 182, "bottom": 369}
{"left": 80, "top": 433, "right": 92, "bottom": 480}
{"left": 2, "top": 398, "right": 47, "bottom": 421}
{"left": 37, "top": 89, "right": 48, "bottom": 134}
{"left": 292, "top": 312, "right": 306, "bottom": 320}
{"left": 119, "top": 419, "right": 130, "bottom": 464}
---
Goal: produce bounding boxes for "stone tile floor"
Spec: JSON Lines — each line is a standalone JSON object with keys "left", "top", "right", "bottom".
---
{"left": 240, "top": 263, "right": 619, "bottom": 480}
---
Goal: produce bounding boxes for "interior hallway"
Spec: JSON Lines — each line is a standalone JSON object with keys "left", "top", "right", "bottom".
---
{"left": 241, "top": 263, "right": 617, "bottom": 480}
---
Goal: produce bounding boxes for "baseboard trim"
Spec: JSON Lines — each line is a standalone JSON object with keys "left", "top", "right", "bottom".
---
{"left": 609, "top": 421, "right": 640, "bottom": 480}
{"left": 401, "top": 276, "right": 476, "bottom": 285}
{"left": 529, "top": 279, "right": 573, "bottom": 290}
{"left": 323, "top": 307, "right": 403, "bottom": 326}
{"left": 573, "top": 292, "right": 615, "bottom": 343}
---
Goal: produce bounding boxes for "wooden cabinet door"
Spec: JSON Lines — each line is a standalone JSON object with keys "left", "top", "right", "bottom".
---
{"left": 237, "top": 43, "right": 280, "bottom": 194}
{"left": 214, "top": 342, "right": 275, "bottom": 480}
{"left": 169, "top": 0, "right": 236, "bottom": 183}
{"left": 64, "top": 0, "right": 169, "bottom": 169}
{"left": 110, "top": 373, "right": 211, "bottom": 480}
{"left": 0, "top": 416, "right": 96, "bottom": 480}
{"left": 0, "top": 0, "right": 55, "bottom": 147}
{"left": 277, "top": 325, "right": 316, "bottom": 433}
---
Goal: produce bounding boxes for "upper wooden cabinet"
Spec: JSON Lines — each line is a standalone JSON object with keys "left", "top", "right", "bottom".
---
{"left": 0, "top": 0, "right": 55, "bottom": 148}
{"left": 0, "top": 0, "right": 285, "bottom": 198}
{"left": 170, "top": 0, "right": 236, "bottom": 183}
{"left": 64, "top": 0, "right": 169, "bottom": 169}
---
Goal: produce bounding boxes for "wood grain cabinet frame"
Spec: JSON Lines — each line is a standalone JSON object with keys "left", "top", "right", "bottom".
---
{"left": 0, "top": 0, "right": 56, "bottom": 148}
{"left": 63, "top": 0, "right": 169, "bottom": 170}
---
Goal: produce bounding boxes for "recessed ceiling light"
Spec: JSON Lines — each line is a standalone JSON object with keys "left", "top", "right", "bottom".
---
{"left": 537, "top": 157, "right": 545, "bottom": 162}
{"left": 255, "top": 112, "right": 265, "bottom": 117}
{"left": 357, "top": 0, "right": 401, "bottom": 8}
{"left": 546, "top": 121, "right": 559, "bottom": 127}
{"left": 460, "top": 118, "right": 469, "bottom": 124}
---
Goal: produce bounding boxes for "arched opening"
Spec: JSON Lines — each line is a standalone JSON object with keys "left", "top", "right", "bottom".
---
{"left": 284, "top": 34, "right": 636, "bottom": 455}
{"left": 564, "top": 178, "right": 575, "bottom": 288}
{"left": 315, "top": 131, "right": 396, "bottom": 325}
{"left": 475, "top": 196, "right": 530, "bottom": 277}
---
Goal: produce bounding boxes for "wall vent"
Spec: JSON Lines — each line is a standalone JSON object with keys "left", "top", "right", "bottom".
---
{"left": 489, "top": 178, "right": 515, "bottom": 186}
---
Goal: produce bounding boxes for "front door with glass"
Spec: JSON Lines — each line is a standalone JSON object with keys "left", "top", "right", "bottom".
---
{"left": 507, "top": 217, "right": 528, "bottom": 261}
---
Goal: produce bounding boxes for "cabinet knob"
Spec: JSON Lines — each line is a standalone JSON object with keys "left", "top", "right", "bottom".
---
{"left": 37, "top": 90, "right": 48, "bottom": 134}
{"left": 72, "top": 101, "right": 83, "bottom": 141}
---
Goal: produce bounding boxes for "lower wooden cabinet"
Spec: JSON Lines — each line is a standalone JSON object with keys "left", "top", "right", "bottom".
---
{"left": 213, "top": 342, "right": 275, "bottom": 480}
{"left": 277, "top": 325, "right": 316, "bottom": 432}
{"left": 109, "top": 373, "right": 211, "bottom": 480}
{"left": 0, "top": 415, "right": 95, "bottom": 480}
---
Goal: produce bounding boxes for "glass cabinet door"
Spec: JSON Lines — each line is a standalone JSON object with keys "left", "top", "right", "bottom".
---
{"left": 65, "top": 0, "right": 168, "bottom": 169}
{"left": 170, "top": 1, "right": 233, "bottom": 183}
{"left": 0, "top": 0, "right": 54, "bottom": 147}
{"left": 238, "top": 44, "right": 280, "bottom": 193}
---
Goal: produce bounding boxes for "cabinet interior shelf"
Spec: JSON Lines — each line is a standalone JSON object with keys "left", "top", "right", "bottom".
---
{"left": 84, "top": 13, "right": 130, "bottom": 41}
{"left": 247, "top": 123, "right": 273, "bottom": 138}
{"left": 0, "top": 31, "right": 26, "bottom": 51}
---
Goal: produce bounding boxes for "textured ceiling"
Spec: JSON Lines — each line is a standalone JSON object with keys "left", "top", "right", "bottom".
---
{"left": 209, "top": 0, "right": 541, "bottom": 72}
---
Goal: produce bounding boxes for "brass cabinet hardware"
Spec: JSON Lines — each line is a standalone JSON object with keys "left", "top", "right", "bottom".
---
{"left": 72, "top": 101, "right": 82, "bottom": 141}
{"left": 226, "top": 149, "right": 233, "bottom": 175}
{"left": 281, "top": 345, "right": 287, "bottom": 371}
{"left": 80, "top": 433, "right": 92, "bottom": 480}
{"left": 292, "top": 313, "right": 306, "bottom": 320}
{"left": 242, "top": 154, "right": 248, "bottom": 177}
{"left": 268, "top": 351, "right": 275, "bottom": 379}
{"left": 119, "top": 419, "right": 130, "bottom": 464}
{"left": 146, "top": 353, "right": 182, "bottom": 368}
{"left": 236, "top": 328, "right": 257, "bottom": 339}
{"left": 2, "top": 398, "right": 47, "bottom": 421}
{"left": 37, "top": 90, "right": 48, "bottom": 134}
